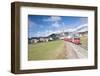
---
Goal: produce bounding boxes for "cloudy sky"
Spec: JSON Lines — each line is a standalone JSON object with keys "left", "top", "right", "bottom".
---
{"left": 28, "top": 15, "right": 88, "bottom": 38}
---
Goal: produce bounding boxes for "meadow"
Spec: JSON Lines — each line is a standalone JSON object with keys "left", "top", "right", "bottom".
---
{"left": 28, "top": 40, "right": 66, "bottom": 60}
{"left": 80, "top": 36, "right": 88, "bottom": 49}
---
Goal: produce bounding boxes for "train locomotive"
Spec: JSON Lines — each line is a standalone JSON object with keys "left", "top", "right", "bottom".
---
{"left": 64, "top": 34, "right": 80, "bottom": 45}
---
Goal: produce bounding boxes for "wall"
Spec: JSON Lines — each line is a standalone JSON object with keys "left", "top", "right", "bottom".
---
{"left": 0, "top": 0, "right": 100, "bottom": 76}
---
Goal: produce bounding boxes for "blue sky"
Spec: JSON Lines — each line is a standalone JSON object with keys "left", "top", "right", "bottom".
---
{"left": 28, "top": 15, "right": 88, "bottom": 38}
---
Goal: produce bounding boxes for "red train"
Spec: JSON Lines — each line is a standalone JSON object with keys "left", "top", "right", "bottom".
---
{"left": 64, "top": 35, "right": 80, "bottom": 45}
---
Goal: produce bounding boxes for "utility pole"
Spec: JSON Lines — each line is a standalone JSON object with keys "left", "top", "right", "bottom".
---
{"left": 62, "top": 23, "right": 65, "bottom": 38}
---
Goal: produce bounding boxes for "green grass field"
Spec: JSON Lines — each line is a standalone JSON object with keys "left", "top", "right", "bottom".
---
{"left": 28, "top": 40, "right": 66, "bottom": 60}
{"left": 80, "top": 36, "right": 88, "bottom": 49}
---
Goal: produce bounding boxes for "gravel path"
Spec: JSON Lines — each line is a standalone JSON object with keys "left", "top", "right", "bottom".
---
{"left": 65, "top": 41, "right": 88, "bottom": 59}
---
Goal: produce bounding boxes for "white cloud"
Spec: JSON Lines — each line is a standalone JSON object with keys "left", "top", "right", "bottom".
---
{"left": 33, "top": 29, "right": 62, "bottom": 37}
{"left": 52, "top": 22, "right": 60, "bottom": 28}
{"left": 52, "top": 23, "right": 87, "bottom": 33}
{"left": 74, "top": 24, "right": 88, "bottom": 31}
{"left": 75, "top": 24, "right": 88, "bottom": 32}
{"left": 43, "top": 16, "right": 61, "bottom": 22}
{"left": 50, "top": 16, "right": 61, "bottom": 22}
{"left": 63, "top": 23, "right": 88, "bottom": 32}
{"left": 79, "top": 17, "right": 88, "bottom": 24}
{"left": 29, "top": 16, "right": 88, "bottom": 37}
{"left": 28, "top": 20, "right": 36, "bottom": 28}
{"left": 31, "top": 24, "right": 88, "bottom": 37}
{"left": 48, "top": 30, "right": 61, "bottom": 35}
{"left": 34, "top": 31, "right": 42, "bottom": 37}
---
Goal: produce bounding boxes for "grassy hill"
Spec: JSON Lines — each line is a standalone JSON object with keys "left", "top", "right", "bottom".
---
{"left": 80, "top": 36, "right": 88, "bottom": 49}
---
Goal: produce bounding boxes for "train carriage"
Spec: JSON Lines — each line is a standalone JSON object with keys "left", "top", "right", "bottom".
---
{"left": 64, "top": 34, "right": 80, "bottom": 45}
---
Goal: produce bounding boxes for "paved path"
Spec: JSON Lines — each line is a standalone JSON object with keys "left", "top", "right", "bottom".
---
{"left": 65, "top": 41, "right": 88, "bottom": 59}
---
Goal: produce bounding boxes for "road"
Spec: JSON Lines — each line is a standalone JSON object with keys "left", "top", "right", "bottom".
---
{"left": 64, "top": 41, "right": 88, "bottom": 59}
